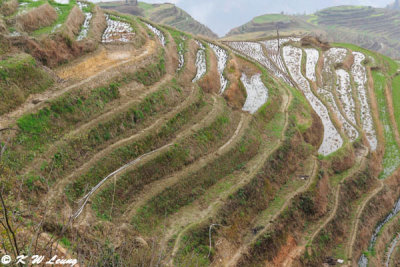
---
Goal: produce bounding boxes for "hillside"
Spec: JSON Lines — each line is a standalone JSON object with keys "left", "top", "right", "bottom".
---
{"left": 98, "top": 1, "right": 218, "bottom": 39}
{"left": 225, "top": 5, "right": 400, "bottom": 60}
{"left": 1, "top": 0, "right": 400, "bottom": 266}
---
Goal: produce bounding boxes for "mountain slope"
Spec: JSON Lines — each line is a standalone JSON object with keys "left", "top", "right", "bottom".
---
{"left": 1, "top": 1, "right": 400, "bottom": 266}
{"left": 98, "top": 1, "right": 218, "bottom": 38}
{"left": 225, "top": 5, "right": 400, "bottom": 59}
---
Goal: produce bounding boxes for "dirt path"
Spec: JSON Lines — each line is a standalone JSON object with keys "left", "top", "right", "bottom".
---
{"left": 44, "top": 82, "right": 197, "bottom": 207}
{"left": 346, "top": 178, "right": 384, "bottom": 265}
{"left": 23, "top": 74, "right": 173, "bottom": 176}
{"left": 227, "top": 157, "right": 318, "bottom": 267}
{"left": 0, "top": 40, "right": 158, "bottom": 129}
{"left": 281, "top": 146, "right": 369, "bottom": 267}
{"left": 121, "top": 109, "right": 248, "bottom": 222}
{"left": 167, "top": 85, "right": 293, "bottom": 265}
{"left": 71, "top": 92, "right": 225, "bottom": 221}
{"left": 309, "top": 146, "right": 369, "bottom": 245}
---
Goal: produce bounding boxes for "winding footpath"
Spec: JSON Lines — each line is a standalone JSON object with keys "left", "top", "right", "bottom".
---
{"left": 228, "top": 157, "right": 318, "bottom": 267}
{"left": 168, "top": 84, "right": 293, "bottom": 266}
{"left": 72, "top": 92, "right": 224, "bottom": 220}
{"left": 0, "top": 39, "right": 157, "bottom": 129}
{"left": 122, "top": 111, "right": 248, "bottom": 221}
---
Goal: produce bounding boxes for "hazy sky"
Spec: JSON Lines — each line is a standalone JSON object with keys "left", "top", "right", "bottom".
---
{"left": 138, "top": 0, "right": 394, "bottom": 36}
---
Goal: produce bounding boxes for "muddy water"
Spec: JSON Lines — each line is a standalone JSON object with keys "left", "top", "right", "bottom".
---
{"left": 283, "top": 45, "right": 343, "bottom": 156}
{"left": 208, "top": 43, "right": 228, "bottom": 94}
{"left": 77, "top": 2, "right": 92, "bottom": 41}
{"left": 359, "top": 198, "right": 400, "bottom": 267}
{"left": 240, "top": 73, "right": 269, "bottom": 114}
{"left": 386, "top": 233, "right": 400, "bottom": 267}
{"left": 192, "top": 41, "right": 206, "bottom": 83}
{"left": 145, "top": 23, "right": 166, "bottom": 46}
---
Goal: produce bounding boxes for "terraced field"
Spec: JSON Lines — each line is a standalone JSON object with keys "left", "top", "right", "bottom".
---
{"left": 1, "top": 1, "right": 400, "bottom": 266}
{"left": 224, "top": 5, "right": 400, "bottom": 60}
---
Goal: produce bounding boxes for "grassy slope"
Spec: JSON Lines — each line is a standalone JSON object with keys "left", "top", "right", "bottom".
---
{"left": 224, "top": 6, "right": 400, "bottom": 59}
{"left": 98, "top": 1, "right": 218, "bottom": 38}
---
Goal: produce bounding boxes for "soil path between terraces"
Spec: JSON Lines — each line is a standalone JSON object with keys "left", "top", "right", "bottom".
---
{"left": 280, "top": 146, "right": 369, "bottom": 267}
{"left": 44, "top": 81, "right": 196, "bottom": 207}
{"left": 345, "top": 178, "right": 384, "bottom": 266}
{"left": 227, "top": 157, "right": 318, "bottom": 267}
{"left": 121, "top": 109, "right": 249, "bottom": 222}
{"left": 167, "top": 85, "right": 293, "bottom": 266}
{"left": 0, "top": 40, "right": 157, "bottom": 129}
{"left": 71, "top": 92, "right": 224, "bottom": 221}
{"left": 23, "top": 74, "right": 173, "bottom": 176}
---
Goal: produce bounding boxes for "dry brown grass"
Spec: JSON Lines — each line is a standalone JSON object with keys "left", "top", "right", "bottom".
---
{"left": 342, "top": 51, "right": 355, "bottom": 71}
{"left": 59, "top": 5, "right": 85, "bottom": 39}
{"left": 16, "top": 3, "right": 57, "bottom": 32}
{"left": 0, "top": 0, "right": 18, "bottom": 16}
{"left": 301, "top": 36, "right": 330, "bottom": 51}
{"left": 82, "top": 5, "right": 106, "bottom": 51}
{"left": 178, "top": 39, "right": 197, "bottom": 84}
{"left": 367, "top": 66, "right": 385, "bottom": 175}
{"left": 198, "top": 44, "right": 220, "bottom": 94}
{"left": 224, "top": 55, "right": 246, "bottom": 109}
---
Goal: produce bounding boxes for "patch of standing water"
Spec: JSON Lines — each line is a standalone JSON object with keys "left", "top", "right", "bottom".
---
{"left": 77, "top": 2, "right": 92, "bottom": 41}
{"left": 359, "top": 198, "right": 400, "bottom": 267}
{"left": 260, "top": 37, "right": 300, "bottom": 75}
{"left": 208, "top": 43, "right": 228, "bottom": 94}
{"left": 240, "top": 73, "right": 269, "bottom": 114}
{"left": 335, "top": 69, "right": 357, "bottom": 125}
{"left": 283, "top": 45, "right": 343, "bottom": 155}
{"left": 318, "top": 87, "right": 359, "bottom": 141}
{"left": 305, "top": 48, "right": 319, "bottom": 82}
{"left": 177, "top": 40, "right": 185, "bottom": 72}
{"left": 324, "top": 48, "right": 348, "bottom": 74}
{"left": 102, "top": 15, "right": 135, "bottom": 43}
{"left": 351, "top": 52, "right": 377, "bottom": 151}
{"left": 145, "top": 23, "right": 165, "bottom": 46}
{"left": 227, "top": 41, "right": 291, "bottom": 85}
{"left": 386, "top": 233, "right": 400, "bottom": 267}
{"left": 192, "top": 41, "right": 206, "bottom": 83}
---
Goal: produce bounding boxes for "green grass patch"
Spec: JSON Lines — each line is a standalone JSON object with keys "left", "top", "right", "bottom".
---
{"left": 372, "top": 71, "right": 400, "bottom": 178}
{"left": 131, "top": 128, "right": 259, "bottom": 234}
{"left": 253, "top": 14, "right": 291, "bottom": 24}
{"left": 133, "top": 50, "right": 166, "bottom": 85}
{"left": 92, "top": 109, "right": 234, "bottom": 221}
{"left": 63, "top": 82, "right": 191, "bottom": 201}
{"left": 0, "top": 53, "right": 53, "bottom": 115}
{"left": 393, "top": 74, "right": 400, "bottom": 136}
{"left": 33, "top": 0, "right": 77, "bottom": 36}
{"left": 16, "top": 82, "right": 120, "bottom": 151}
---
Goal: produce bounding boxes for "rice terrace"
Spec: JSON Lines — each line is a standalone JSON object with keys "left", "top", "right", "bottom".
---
{"left": 1, "top": 0, "right": 400, "bottom": 266}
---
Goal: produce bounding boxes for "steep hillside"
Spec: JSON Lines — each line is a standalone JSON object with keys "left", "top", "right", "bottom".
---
{"left": 225, "top": 6, "right": 400, "bottom": 60}
{"left": 98, "top": 1, "right": 218, "bottom": 39}
{"left": 1, "top": 1, "right": 400, "bottom": 266}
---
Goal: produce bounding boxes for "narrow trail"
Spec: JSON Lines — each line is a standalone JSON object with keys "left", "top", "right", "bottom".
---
{"left": 168, "top": 85, "right": 293, "bottom": 264}
{"left": 281, "top": 146, "right": 369, "bottom": 267}
{"left": 0, "top": 40, "right": 157, "bottom": 129}
{"left": 44, "top": 83, "right": 198, "bottom": 206}
{"left": 309, "top": 146, "right": 369, "bottom": 245}
{"left": 72, "top": 92, "right": 225, "bottom": 220}
{"left": 346, "top": 178, "right": 384, "bottom": 265}
{"left": 227, "top": 157, "right": 319, "bottom": 267}
{"left": 121, "top": 112, "right": 249, "bottom": 222}
{"left": 23, "top": 74, "right": 173, "bottom": 176}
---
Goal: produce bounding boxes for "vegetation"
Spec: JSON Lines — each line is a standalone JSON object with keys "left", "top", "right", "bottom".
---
{"left": 0, "top": 54, "right": 53, "bottom": 115}
{"left": 33, "top": 0, "right": 77, "bottom": 36}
